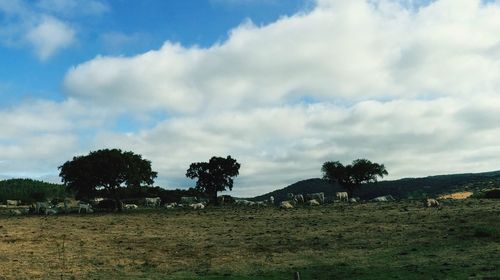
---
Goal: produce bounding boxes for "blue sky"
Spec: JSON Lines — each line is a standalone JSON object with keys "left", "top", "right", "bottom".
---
{"left": 0, "top": 0, "right": 307, "bottom": 108}
{"left": 2, "top": 0, "right": 500, "bottom": 196}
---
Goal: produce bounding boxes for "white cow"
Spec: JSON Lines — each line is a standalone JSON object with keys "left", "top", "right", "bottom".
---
{"left": 336, "top": 192, "right": 349, "bottom": 202}
{"left": 280, "top": 201, "right": 294, "bottom": 209}
{"left": 268, "top": 196, "right": 275, "bottom": 205}
{"left": 91, "top": 197, "right": 105, "bottom": 206}
{"left": 45, "top": 207, "right": 59, "bottom": 215}
{"left": 9, "top": 209, "right": 23, "bottom": 215}
{"left": 371, "top": 195, "right": 395, "bottom": 202}
{"left": 64, "top": 198, "right": 81, "bottom": 213}
{"left": 6, "top": 200, "right": 21, "bottom": 207}
{"left": 293, "top": 194, "right": 305, "bottom": 205}
{"left": 426, "top": 198, "right": 440, "bottom": 208}
{"left": 78, "top": 203, "right": 92, "bottom": 213}
{"left": 235, "top": 199, "right": 255, "bottom": 206}
{"left": 190, "top": 203, "right": 205, "bottom": 210}
{"left": 124, "top": 203, "right": 138, "bottom": 210}
{"left": 33, "top": 202, "right": 50, "bottom": 214}
{"left": 164, "top": 202, "right": 177, "bottom": 209}
{"left": 145, "top": 197, "right": 161, "bottom": 207}
{"left": 305, "top": 192, "right": 325, "bottom": 204}
{"left": 306, "top": 199, "right": 320, "bottom": 206}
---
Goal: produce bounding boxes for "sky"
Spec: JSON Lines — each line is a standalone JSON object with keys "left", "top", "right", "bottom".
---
{"left": 2, "top": 0, "right": 500, "bottom": 197}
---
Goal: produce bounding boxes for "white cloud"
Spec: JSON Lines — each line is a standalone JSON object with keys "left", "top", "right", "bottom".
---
{"left": 4, "top": 0, "right": 500, "bottom": 196}
{"left": 0, "top": 0, "right": 108, "bottom": 60}
{"left": 25, "top": 16, "right": 75, "bottom": 60}
{"left": 64, "top": 0, "right": 500, "bottom": 112}
{"left": 59, "top": 0, "right": 500, "bottom": 196}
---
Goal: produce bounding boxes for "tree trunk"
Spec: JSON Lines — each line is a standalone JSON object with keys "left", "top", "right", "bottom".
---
{"left": 209, "top": 191, "right": 218, "bottom": 206}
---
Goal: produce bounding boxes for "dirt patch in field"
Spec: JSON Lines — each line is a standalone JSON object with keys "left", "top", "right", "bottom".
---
{"left": 438, "top": 191, "right": 473, "bottom": 200}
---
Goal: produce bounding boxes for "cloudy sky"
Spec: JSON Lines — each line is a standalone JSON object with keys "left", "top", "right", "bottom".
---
{"left": 1, "top": 0, "right": 500, "bottom": 196}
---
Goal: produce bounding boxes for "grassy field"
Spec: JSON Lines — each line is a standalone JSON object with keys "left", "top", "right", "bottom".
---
{"left": 0, "top": 199, "right": 499, "bottom": 279}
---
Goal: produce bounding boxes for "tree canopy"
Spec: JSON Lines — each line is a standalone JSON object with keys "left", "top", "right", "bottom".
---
{"left": 186, "top": 156, "right": 240, "bottom": 205}
{"left": 322, "top": 159, "right": 388, "bottom": 196}
{"left": 59, "top": 149, "right": 157, "bottom": 209}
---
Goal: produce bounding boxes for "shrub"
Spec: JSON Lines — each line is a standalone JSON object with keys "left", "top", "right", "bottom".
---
{"left": 484, "top": 189, "right": 500, "bottom": 199}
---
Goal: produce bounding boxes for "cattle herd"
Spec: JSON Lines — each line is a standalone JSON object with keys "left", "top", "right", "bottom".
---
{"left": 0, "top": 192, "right": 444, "bottom": 216}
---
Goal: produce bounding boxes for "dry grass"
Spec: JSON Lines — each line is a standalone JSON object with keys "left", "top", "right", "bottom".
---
{"left": 0, "top": 199, "right": 499, "bottom": 279}
{"left": 438, "top": 191, "right": 474, "bottom": 200}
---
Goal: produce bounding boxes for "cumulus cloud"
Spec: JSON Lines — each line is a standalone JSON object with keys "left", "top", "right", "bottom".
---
{"left": 0, "top": 0, "right": 107, "bottom": 60}
{"left": 59, "top": 0, "right": 500, "bottom": 195}
{"left": 25, "top": 16, "right": 75, "bottom": 60}
{"left": 5, "top": 0, "right": 500, "bottom": 196}
{"left": 65, "top": 0, "right": 500, "bottom": 112}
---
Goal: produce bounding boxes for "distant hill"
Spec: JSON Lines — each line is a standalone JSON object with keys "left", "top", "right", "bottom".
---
{"left": 252, "top": 170, "right": 500, "bottom": 201}
{"left": 0, "top": 178, "right": 66, "bottom": 202}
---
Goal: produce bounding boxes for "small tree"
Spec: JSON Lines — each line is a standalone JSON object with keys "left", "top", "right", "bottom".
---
{"left": 59, "top": 149, "right": 157, "bottom": 211}
{"left": 186, "top": 156, "right": 240, "bottom": 205}
{"left": 322, "top": 159, "right": 388, "bottom": 197}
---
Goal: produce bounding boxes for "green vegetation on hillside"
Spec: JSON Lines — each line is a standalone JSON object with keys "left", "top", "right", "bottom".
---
{"left": 254, "top": 170, "right": 500, "bottom": 201}
{"left": 0, "top": 178, "right": 66, "bottom": 203}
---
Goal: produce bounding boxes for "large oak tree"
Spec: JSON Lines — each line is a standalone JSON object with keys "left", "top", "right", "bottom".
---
{"left": 322, "top": 159, "right": 388, "bottom": 197}
{"left": 59, "top": 149, "right": 157, "bottom": 211}
{"left": 186, "top": 156, "right": 240, "bottom": 205}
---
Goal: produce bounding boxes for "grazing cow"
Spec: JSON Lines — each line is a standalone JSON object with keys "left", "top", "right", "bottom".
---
{"left": 234, "top": 199, "right": 252, "bottom": 206}
{"left": 426, "top": 198, "right": 440, "bottom": 208}
{"left": 124, "top": 204, "right": 138, "bottom": 210}
{"left": 255, "top": 201, "right": 267, "bottom": 207}
{"left": 63, "top": 198, "right": 81, "bottom": 213}
{"left": 180, "top": 196, "right": 198, "bottom": 205}
{"left": 9, "top": 209, "right": 23, "bottom": 215}
{"left": 305, "top": 192, "right": 325, "bottom": 204}
{"left": 293, "top": 194, "right": 305, "bottom": 205}
{"left": 145, "top": 197, "right": 161, "bottom": 207}
{"left": 336, "top": 192, "right": 349, "bottom": 202}
{"left": 306, "top": 199, "right": 320, "bottom": 206}
{"left": 45, "top": 207, "right": 59, "bottom": 215}
{"left": 6, "top": 200, "right": 21, "bottom": 207}
{"left": 33, "top": 202, "right": 50, "bottom": 214}
{"left": 190, "top": 203, "right": 205, "bottom": 210}
{"left": 91, "top": 197, "right": 105, "bottom": 206}
{"left": 218, "top": 195, "right": 235, "bottom": 205}
{"left": 164, "top": 202, "right": 177, "bottom": 209}
{"left": 348, "top": 197, "right": 358, "bottom": 203}
{"left": 371, "top": 195, "right": 395, "bottom": 202}
{"left": 280, "top": 201, "right": 294, "bottom": 209}
{"left": 78, "top": 203, "right": 92, "bottom": 213}
{"left": 268, "top": 196, "right": 275, "bottom": 205}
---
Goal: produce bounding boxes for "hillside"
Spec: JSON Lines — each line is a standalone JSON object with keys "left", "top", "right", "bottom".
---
{"left": 253, "top": 170, "right": 500, "bottom": 201}
{"left": 0, "top": 178, "right": 66, "bottom": 202}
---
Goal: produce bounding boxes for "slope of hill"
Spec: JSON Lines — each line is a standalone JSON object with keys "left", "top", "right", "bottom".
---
{"left": 0, "top": 178, "right": 66, "bottom": 202}
{"left": 253, "top": 170, "right": 500, "bottom": 201}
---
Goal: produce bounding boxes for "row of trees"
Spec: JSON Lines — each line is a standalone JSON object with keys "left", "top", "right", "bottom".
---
{"left": 58, "top": 148, "right": 388, "bottom": 210}
{"left": 59, "top": 149, "right": 240, "bottom": 208}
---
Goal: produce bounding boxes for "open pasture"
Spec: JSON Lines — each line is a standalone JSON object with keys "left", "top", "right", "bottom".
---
{"left": 0, "top": 200, "right": 499, "bottom": 279}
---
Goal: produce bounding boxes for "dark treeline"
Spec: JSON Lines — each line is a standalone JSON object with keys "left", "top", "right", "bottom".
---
{"left": 0, "top": 178, "right": 202, "bottom": 204}
{"left": 0, "top": 179, "right": 66, "bottom": 203}
{"left": 253, "top": 170, "right": 500, "bottom": 201}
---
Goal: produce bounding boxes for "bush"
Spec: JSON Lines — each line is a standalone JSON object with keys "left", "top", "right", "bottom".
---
{"left": 484, "top": 189, "right": 500, "bottom": 199}
{"left": 474, "top": 225, "right": 500, "bottom": 239}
